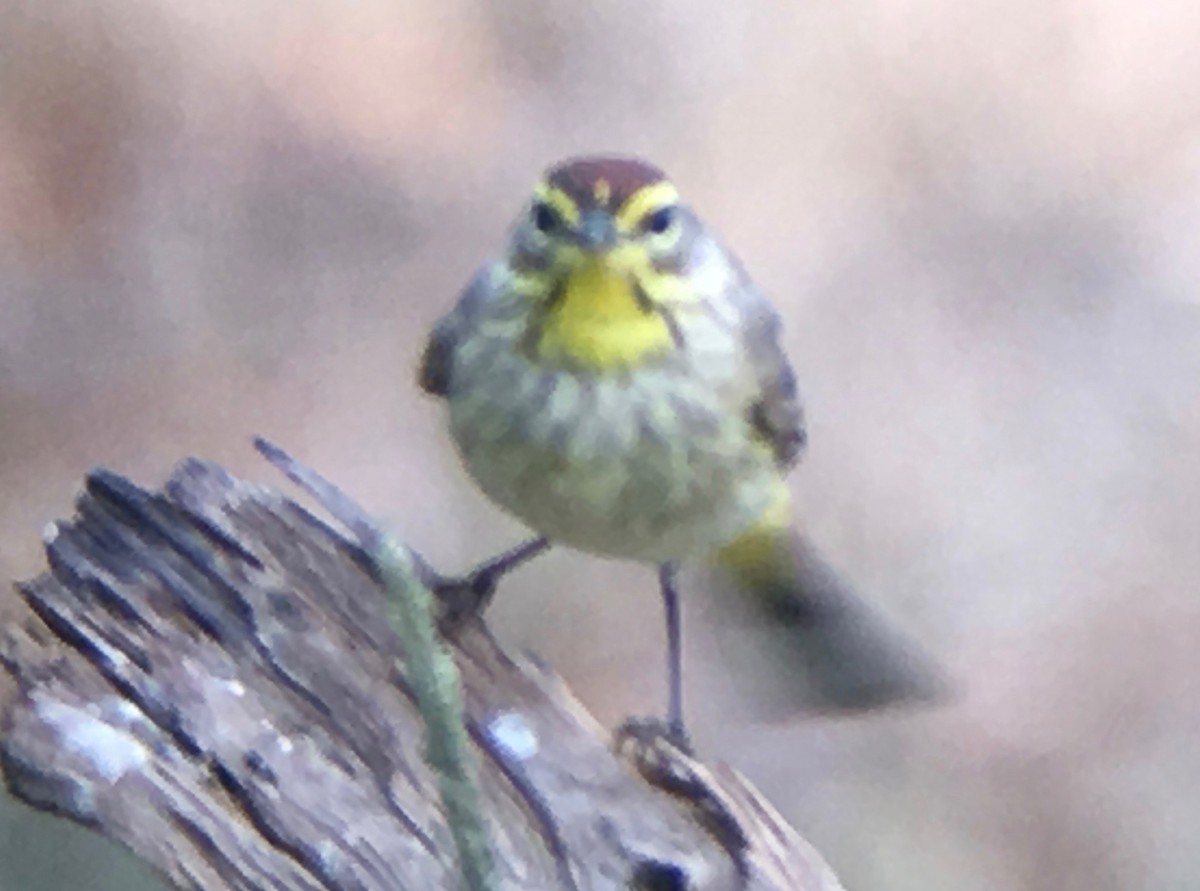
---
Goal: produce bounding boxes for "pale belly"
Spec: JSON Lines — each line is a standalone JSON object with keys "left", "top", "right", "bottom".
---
{"left": 446, "top": 333, "right": 778, "bottom": 563}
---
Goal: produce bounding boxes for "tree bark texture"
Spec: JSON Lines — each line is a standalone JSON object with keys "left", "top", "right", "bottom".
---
{"left": 0, "top": 457, "right": 844, "bottom": 891}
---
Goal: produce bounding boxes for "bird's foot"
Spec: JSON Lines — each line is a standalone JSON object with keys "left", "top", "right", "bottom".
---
{"left": 613, "top": 715, "right": 694, "bottom": 759}
{"left": 432, "top": 567, "right": 501, "bottom": 629}
{"left": 433, "top": 537, "right": 552, "bottom": 630}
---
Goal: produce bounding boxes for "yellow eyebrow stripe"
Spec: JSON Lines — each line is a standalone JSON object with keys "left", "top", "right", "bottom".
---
{"left": 614, "top": 182, "right": 680, "bottom": 232}
{"left": 532, "top": 181, "right": 582, "bottom": 226}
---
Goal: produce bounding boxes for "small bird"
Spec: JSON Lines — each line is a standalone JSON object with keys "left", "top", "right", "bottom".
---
{"left": 421, "top": 155, "right": 944, "bottom": 745}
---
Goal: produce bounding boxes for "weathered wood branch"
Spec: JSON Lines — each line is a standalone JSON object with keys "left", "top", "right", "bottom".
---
{"left": 0, "top": 455, "right": 844, "bottom": 890}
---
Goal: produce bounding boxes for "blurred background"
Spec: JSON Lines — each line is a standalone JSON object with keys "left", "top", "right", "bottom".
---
{"left": 2, "top": 0, "right": 1199, "bottom": 888}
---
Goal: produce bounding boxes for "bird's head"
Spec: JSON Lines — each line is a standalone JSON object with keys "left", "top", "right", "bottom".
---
{"left": 508, "top": 156, "right": 707, "bottom": 370}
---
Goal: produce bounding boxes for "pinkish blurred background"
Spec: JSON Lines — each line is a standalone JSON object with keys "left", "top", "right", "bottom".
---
{"left": 2, "top": 1, "right": 1199, "bottom": 889}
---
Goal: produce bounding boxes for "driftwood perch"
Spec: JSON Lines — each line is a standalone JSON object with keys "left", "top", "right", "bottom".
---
{"left": 0, "top": 454, "right": 844, "bottom": 890}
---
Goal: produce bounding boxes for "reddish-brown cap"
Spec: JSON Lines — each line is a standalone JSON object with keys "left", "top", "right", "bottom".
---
{"left": 544, "top": 155, "right": 668, "bottom": 211}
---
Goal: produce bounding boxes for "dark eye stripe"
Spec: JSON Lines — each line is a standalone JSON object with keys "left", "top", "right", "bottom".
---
{"left": 641, "top": 206, "right": 677, "bottom": 235}
{"left": 532, "top": 202, "right": 562, "bottom": 233}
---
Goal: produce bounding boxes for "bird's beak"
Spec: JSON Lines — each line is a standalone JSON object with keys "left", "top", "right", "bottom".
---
{"left": 578, "top": 211, "right": 617, "bottom": 252}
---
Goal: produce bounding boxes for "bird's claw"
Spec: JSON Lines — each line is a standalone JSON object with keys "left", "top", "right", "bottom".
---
{"left": 614, "top": 715, "right": 694, "bottom": 759}
{"left": 433, "top": 569, "right": 498, "bottom": 629}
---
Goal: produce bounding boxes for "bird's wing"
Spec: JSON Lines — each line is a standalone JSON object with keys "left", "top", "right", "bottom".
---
{"left": 418, "top": 268, "right": 493, "bottom": 398}
{"left": 730, "top": 269, "right": 807, "bottom": 469}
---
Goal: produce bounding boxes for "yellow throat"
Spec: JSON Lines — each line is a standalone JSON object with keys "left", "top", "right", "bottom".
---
{"left": 536, "top": 255, "right": 675, "bottom": 371}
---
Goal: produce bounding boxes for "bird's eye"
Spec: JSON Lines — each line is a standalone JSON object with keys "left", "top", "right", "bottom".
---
{"left": 642, "top": 206, "right": 677, "bottom": 235}
{"left": 532, "top": 202, "right": 560, "bottom": 234}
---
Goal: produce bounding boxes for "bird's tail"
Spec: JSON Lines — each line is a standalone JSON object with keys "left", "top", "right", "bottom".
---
{"left": 708, "top": 500, "right": 949, "bottom": 714}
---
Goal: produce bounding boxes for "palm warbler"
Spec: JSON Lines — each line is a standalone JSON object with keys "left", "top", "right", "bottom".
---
{"left": 421, "top": 155, "right": 943, "bottom": 742}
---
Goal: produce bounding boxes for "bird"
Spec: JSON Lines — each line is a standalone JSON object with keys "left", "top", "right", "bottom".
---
{"left": 420, "top": 155, "right": 944, "bottom": 746}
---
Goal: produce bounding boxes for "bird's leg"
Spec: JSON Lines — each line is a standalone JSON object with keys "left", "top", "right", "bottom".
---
{"left": 614, "top": 563, "right": 693, "bottom": 754}
{"left": 659, "top": 562, "right": 689, "bottom": 748}
{"left": 434, "top": 537, "right": 552, "bottom": 626}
